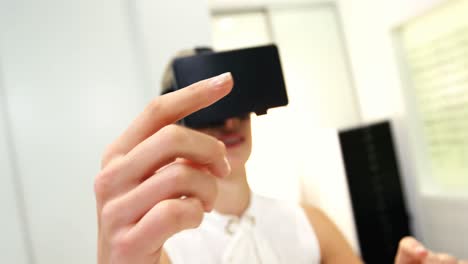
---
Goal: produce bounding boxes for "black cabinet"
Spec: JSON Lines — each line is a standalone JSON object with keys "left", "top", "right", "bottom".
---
{"left": 338, "top": 121, "right": 412, "bottom": 264}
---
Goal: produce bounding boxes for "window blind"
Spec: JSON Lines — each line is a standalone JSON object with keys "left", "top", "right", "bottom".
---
{"left": 399, "top": 0, "right": 468, "bottom": 188}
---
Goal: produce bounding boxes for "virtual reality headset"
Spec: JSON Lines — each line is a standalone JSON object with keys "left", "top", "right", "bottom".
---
{"left": 169, "top": 44, "right": 289, "bottom": 128}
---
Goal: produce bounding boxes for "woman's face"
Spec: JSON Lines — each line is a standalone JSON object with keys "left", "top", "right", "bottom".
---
{"left": 196, "top": 115, "right": 252, "bottom": 172}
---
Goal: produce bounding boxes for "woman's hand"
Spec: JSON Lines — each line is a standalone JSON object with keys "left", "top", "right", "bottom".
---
{"left": 395, "top": 236, "right": 468, "bottom": 264}
{"left": 94, "top": 73, "right": 233, "bottom": 263}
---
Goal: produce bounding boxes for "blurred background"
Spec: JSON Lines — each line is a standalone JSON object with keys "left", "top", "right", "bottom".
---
{"left": 1, "top": 0, "right": 467, "bottom": 263}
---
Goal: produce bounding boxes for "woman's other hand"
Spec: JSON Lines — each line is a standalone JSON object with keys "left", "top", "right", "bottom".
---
{"left": 395, "top": 236, "right": 468, "bottom": 264}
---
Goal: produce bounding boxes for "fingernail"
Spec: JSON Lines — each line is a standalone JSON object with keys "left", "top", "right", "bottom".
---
{"left": 415, "top": 245, "right": 426, "bottom": 254}
{"left": 209, "top": 72, "right": 232, "bottom": 88}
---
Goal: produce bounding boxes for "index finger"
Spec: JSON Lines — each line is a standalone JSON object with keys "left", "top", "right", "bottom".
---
{"left": 395, "top": 236, "right": 428, "bottom": 264}
{"left": 103, "top": 72, "right": 233, "bottom": 166}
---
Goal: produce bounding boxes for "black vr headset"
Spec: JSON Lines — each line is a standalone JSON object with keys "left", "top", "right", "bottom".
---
{"left": 168, "top": 44, "right": 289, "bottom": 128}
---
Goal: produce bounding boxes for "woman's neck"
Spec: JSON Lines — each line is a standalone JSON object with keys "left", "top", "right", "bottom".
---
{"left": 213, "top": 166, "right": 251, "bottom": 217}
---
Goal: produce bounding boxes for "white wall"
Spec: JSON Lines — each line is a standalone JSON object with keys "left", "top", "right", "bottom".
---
{"left": 338, "top": 0, "right": 468, "bottom": 258}
{"left": 0, "top": 0, "right": 211, "bottom": 263}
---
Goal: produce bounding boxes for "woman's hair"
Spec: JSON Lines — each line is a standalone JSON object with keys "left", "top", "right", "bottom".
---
{"left": 160, "top": 47, "right": 213, "bottom": 95}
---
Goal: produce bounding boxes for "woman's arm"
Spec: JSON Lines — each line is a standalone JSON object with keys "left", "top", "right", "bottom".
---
{"left": 160, "top": 250, "right": 171, "bottom": 264}
{"left": 302, "top": 205, "right": 363, "bottom": 264}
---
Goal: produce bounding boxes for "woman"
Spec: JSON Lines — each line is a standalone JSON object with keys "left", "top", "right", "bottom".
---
{"left": 94, "top": 57, "right": 466, "bottom": 263}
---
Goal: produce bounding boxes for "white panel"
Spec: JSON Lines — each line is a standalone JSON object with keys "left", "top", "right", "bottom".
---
{"left": 0, "top": 81, "right": 28, "bottom": 264}
{"left": 0, "top": 0, "right": 211, "bottom": 263}
{"left": 268, "top": 5, "right": 359, "bottom": 128}
{"left": 135, "top": 0, "right": 212, "bottom": 96}
{"left": 212, "top": 12, "right": 272, "bottom": 50}
{"left": 0, "top": 1, "right": 144, "bottom": 263}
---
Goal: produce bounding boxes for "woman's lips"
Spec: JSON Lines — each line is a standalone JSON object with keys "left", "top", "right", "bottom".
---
{"left": 217, "top": 134, "right": 245, "bottom": 148}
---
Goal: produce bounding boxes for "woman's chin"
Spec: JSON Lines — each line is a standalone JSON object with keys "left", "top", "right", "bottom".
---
{"left": 226, "top": 155, "right": 247, "bottom": 172}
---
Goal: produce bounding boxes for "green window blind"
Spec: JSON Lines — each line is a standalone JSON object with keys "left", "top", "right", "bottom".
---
{"left": 399, "top": 0, "right": 468, "bottom": 189}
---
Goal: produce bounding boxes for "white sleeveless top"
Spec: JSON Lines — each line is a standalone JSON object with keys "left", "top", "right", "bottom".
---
{"left": 164, "top": 193, "right": 321, "bottom": 264}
